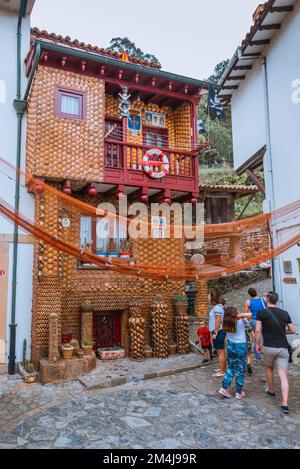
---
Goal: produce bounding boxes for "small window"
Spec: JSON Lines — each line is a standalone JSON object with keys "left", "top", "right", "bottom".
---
{"left": 283, "top": 260, "right": 293, "bottom": 274}
{"left": 151, "top": 216, "right": 166, "bottom": 239}
{"left": 56, "top": 88, "right": 85, "bottom": 120}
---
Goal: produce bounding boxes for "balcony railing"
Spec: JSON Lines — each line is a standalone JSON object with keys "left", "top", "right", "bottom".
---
{"left": 104, "top": 139, "right": 197, "bottom": 178}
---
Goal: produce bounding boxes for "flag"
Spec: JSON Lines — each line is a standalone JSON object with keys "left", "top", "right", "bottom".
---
{"left": 121, "top": 50, "right": 129, "bottom": 62}
{"left": 208, "top": 83, "right": 226, "bottom": 121}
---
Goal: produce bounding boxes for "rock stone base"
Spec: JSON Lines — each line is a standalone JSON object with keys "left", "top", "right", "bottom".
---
{"left": 40, "top": 353, "right": 96, "bottom": 384}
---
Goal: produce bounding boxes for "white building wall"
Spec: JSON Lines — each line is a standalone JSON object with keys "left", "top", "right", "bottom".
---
{"left": 0, "top": 9, "right": 34, "bottom": 363}
{"left": 231, "top": 62, "right": 266, "bottom": 171}
{"left": 230, "top": 1, "right": 300, "bottom": 332}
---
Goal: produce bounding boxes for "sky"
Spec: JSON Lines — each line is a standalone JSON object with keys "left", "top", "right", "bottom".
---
{"left": 31, "top": 0, "right": 261, "bottom": 80}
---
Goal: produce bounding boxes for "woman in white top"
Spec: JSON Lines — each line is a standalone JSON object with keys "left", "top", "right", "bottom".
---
{"left": 218, "top": 306, "right": 251, "bottom": 399}
{"left": 208, "top": 291, "right": 226, "bottom": 378}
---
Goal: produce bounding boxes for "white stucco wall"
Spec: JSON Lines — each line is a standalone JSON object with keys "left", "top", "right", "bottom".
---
{"left": 230, "top": 2, "right": 300, "bottom": 332}
{"left": 0, "top": 9, "right": 34, "bottom": 363}
{"left": 231, "top": 62, "right": 266, "bottom": 171}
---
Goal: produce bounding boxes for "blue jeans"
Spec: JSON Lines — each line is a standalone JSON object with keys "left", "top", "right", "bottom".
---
{"left": 222, "top": 341, "right": 247, "bottom": 393}
{"left": 250, "top": 319, "right": 262, "bottom": 361}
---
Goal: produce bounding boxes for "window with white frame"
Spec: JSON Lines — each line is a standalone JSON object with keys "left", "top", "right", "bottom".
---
{"left": 56, "top": 88, "right": 85, "bottom": 120}
{"left": 80, "top": 216, "right": 127, "bottom": 255}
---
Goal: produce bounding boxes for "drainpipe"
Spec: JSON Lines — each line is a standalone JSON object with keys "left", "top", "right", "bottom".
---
{"left": 7, "top": 0, "right": 28, "bottom": 375}
{"left": 261, "top": 58, "right": 284, "bottom": 305}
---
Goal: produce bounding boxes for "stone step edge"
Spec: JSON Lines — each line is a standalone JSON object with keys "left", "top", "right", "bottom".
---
{"left": 79, "top": 360, "right": 215, "bottom": 391}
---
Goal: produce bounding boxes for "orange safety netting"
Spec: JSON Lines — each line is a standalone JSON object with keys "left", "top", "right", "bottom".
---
{"left": 1, "top": 158, "right": 300, "bottom": 280}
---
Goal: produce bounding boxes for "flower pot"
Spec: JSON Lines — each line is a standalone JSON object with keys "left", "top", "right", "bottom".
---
{"left": 108, "top": 252, "right": 118, "bottom": 257}
{"left": 119, "top": 252, "right": 130, "bottom": 258}
{"left": 77, "top": 349, "right": 84, "bottom": 358}
{"left": 95, "top": 251, "right": 107, "bottom": 257}
{"left": 62, "top": 346, "right": 73, "bottom": 359}
{"left": 144, "top": 349, "right": 153, "bottom": 359}
{"left": 169, "top": 344, "right": 177, "bottom": 355}
{"left": 18, "top": 363, "right": 38, "bottom": 384}
{"left": 82, "top": 345, "right": 93, "bottom": 356}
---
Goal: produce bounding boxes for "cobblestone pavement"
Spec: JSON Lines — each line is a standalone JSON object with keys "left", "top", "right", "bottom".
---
{"left": 0, "top": 358, "right": 299, "bottom": 449}
{"left": 223, "top": 278, "right": 272, "bottom": 310}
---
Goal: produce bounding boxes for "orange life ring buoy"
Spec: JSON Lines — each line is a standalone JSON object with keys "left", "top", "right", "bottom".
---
{"left": 143, "top": 149, "right": 169, "bottom": 179}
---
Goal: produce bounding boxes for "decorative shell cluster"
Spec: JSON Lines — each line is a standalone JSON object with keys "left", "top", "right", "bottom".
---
{"left": 174, "top": 299, "right": 190, "bottom": 354}
{"left": 129, "top": 300, "right": 145, "bottom": 361}
{"left": 151, "top": 297, "right": 169, "bottom": 359}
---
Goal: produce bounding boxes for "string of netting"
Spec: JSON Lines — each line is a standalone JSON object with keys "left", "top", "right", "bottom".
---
{"left": 0, "top": 157, "right": 273, "bottom": 235}
{"left": 1, "top": 196, "right": 300, "bottom": 280}
{"left": 1, "top": 157, "right": 299, "bottom": 235}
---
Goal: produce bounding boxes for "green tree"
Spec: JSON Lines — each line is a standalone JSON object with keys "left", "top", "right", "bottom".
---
{"left": 198, "top": 94, "right": 233, "bottom": 167}
{"left": 108, "top": 37, "right": 160, "bottom": 66}
{"left": 208, "top": 59, "right": 230, "bottom": 84}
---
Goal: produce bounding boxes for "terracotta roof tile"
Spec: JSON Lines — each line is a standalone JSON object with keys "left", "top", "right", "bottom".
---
{"left": 31, "top": 27, "right": 162, "bottom": 69}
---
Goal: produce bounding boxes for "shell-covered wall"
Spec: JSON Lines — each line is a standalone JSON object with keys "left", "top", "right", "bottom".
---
{"left": 26, "top": 66, "right": 106, "bottom": 182}
{"left": 31, "top": 189, "right": 186, "bottom": 362}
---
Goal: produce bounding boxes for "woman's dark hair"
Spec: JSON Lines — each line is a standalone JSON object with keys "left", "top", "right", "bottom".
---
{"left": 209, "top": 290, "right": 221, "bottom": 306}
{"left": 222, "top": 306, "right": 239, "bottom": 333}
{"left": 248, "top": 288, "right": 257, "bottom": 298}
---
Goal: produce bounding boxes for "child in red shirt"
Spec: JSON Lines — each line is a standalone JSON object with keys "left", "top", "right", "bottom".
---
{"left": 197, "top": 320, "right": 213, "bottom": 364}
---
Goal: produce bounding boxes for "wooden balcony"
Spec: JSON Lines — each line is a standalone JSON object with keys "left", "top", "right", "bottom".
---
{"left": 104, "top": 139, "right": 199, "bottom": 196}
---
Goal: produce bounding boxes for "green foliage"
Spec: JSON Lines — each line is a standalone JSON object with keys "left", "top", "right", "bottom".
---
{"left": 108, "top": 37, "right": 160, "bottom": 66}
{"left": 82, "top": 338, "right": 93, "bottom": 346}
{"left": 198, "top": 93, "right": 233, "bottom": 167}
{"left": 208, "top": 59, "right": 230, "bottom": 84}
{"left": 25, "top": 363, "right": 35, "bottom": 373}
{"left": 22, "top": 339, "right": 27, "bottom": 367}
{"left": 172, "top": 294, "right": 187, "bottom": 304}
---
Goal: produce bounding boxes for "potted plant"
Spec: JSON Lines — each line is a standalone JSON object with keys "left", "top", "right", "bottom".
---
{"left": 80, "top": 300, "right": 93, "bottom": 313}
{"left": 61, "top": 343, "right": 74, "bottom": 359}
{"left": 169, "top": 339, "right": 177, "bottom": 355}
{"left": 82, "top": 337, "right": 94, "bottom": 355}
{"left": 70, "top": 339, "right": 79, "bottom": 356}
{"left": 107, "top": 238, "right": 118, "bottom": 257}
{"left": 119, "top": 238, "right": 131, "bottom": 258}
{"left": 95, "top": 241, "right": 107, "bottom": 257}
{"left": 77, "top": 349, "right": 84, "bottom": 358}
{"left": 144, "top": 344, "right": 153, "bottom": 359}
{"left": 18, "top": 339, "right": 39, "bottom": 383}
{"left": 18, "top": 361, "right": 39, "bottom": 384}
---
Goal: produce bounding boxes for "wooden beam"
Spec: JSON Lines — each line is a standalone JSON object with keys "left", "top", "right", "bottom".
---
{"left": 104, "top": 184, "right": 125, "bottom": 198}
{"left": 270, "top": 5, "right": 293, "bottom": 13}
{"left": 234, "top": 65, "right": 252, "bottom": 71}
{"left": 249, "top": 39, "right": 270, "bottom": 46}
{"left": 223, "top": 85, "right": 238, "bottom": 90}
{"left": 104, "top": 75, "right": 197, "bottom": 102}
{"left": 259, "top": 24, "right": 281, "bottom": 30}
{"left": 227, "top": 75, "right": 245, "bottom": 81}
{"left": 245, "top": 169, "right": 265, "bottom": 195}
{"left": 237, "top": 194, "right": 255, "bottom": 220}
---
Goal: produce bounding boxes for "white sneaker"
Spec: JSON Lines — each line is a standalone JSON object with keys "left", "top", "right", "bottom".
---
{"left": 213, "top": 372, "right": 225, "bottom": 377}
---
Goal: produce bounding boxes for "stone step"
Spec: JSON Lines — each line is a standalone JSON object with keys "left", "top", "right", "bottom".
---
{"left": 79, "top": 354, "right": 215, "bottom": 391}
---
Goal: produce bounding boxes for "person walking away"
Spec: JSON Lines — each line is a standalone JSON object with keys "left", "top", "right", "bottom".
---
{"left": 208, "top": 291, "right": 226, "bottom": 377}
{"left": 255, "top": 291, "right": 296, "bottom": 414}
{"left": 197, "top": 320, "right": 213, "bottom": 364}
{"left": 219, "top": 307, "right": 252, "bottom": 399}
{"left": 244, "top": 287, "right": 265, "bottom": 373}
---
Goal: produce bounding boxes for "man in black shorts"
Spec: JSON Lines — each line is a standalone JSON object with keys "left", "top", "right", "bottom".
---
{"left": 255, "top": 291, "right": 296, "bottom": 414}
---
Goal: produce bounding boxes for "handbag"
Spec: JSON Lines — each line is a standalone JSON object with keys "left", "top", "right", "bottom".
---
{"left": 265, "top": 308, "right": 293, "bottom": 363}
{"left": 242, "top": 318, "right": 253, "bottom": 352}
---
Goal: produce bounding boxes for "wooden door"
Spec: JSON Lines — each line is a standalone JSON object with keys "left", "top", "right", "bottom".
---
{"left": 93, "top": 311, "right": 122, "bottom": 350}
